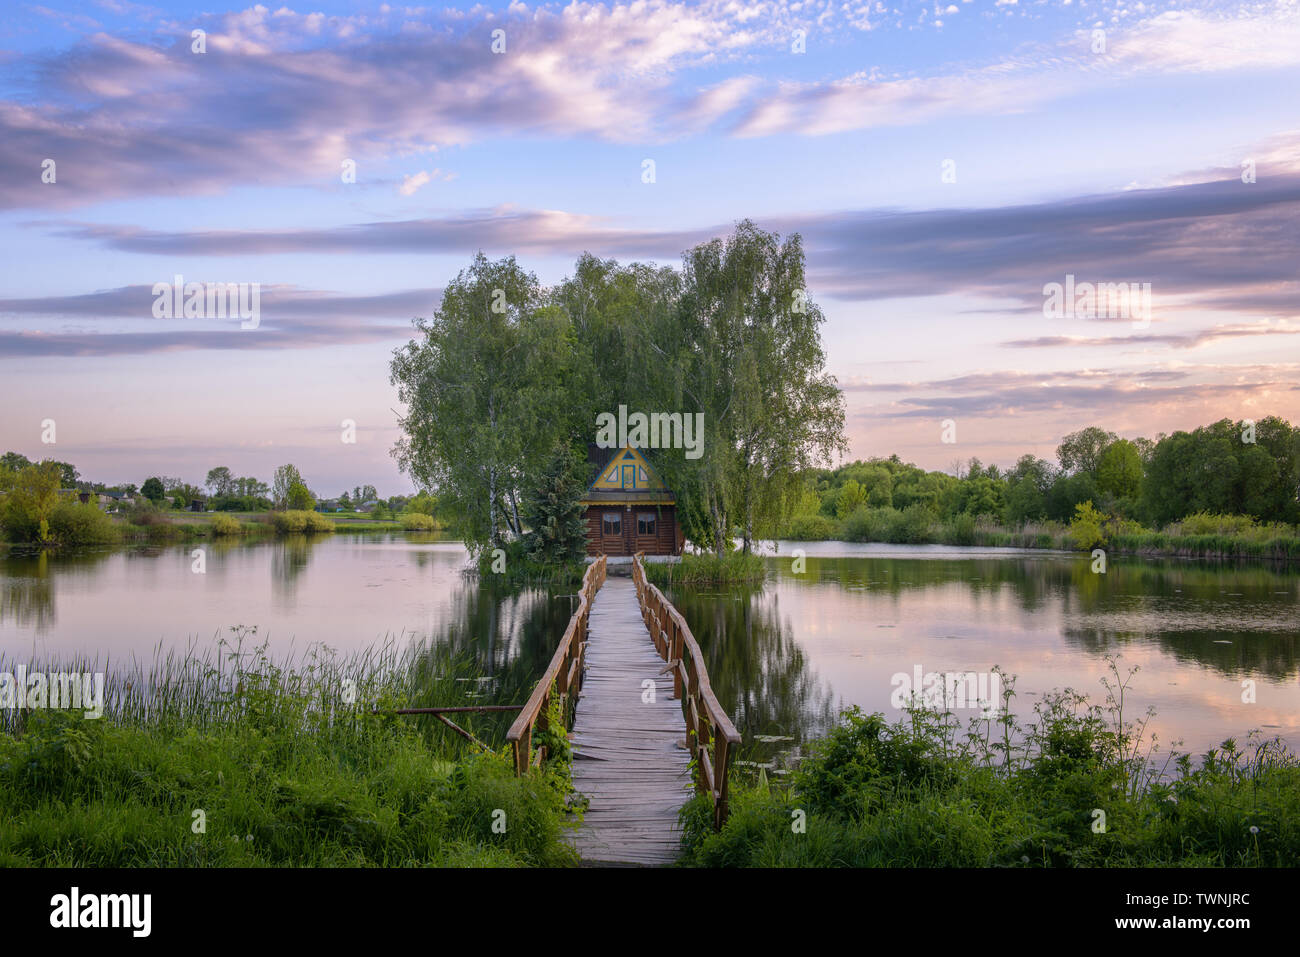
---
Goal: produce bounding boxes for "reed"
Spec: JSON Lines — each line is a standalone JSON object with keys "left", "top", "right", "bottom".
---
{"left": 0, "top": 629, "right": 577, "bottom": 867}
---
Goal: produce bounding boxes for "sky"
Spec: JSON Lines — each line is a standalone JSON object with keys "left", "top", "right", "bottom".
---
{"left": 0, "top": 0, "right": 1297, "bottom": 496}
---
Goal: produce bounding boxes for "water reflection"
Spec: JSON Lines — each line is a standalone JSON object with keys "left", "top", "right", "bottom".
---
{"left": 2, "top": 537, "right": 1296, "bottom": 756}
{"left": 665, "top": 549, "right": 1300, "bottom": 756}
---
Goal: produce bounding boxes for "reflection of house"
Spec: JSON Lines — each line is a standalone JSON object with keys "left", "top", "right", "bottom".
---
{"left": 580, "top": 445, "right": 683, "bottom": 556}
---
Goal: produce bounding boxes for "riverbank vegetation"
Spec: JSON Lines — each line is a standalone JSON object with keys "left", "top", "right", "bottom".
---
{"left": 779, "top": 418, "right": 1300, "bottom": 560}
{"left": 679, "top": 665, "right": 1300, "bottom": 867}
{"left": 0, "top": 632, "right": 577, "bottom": 867}
{"left": 646, "top": 552, "right": 766, "bottom": 586}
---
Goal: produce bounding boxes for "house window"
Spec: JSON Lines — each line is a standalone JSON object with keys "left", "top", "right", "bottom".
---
{"left": 637, "top": 513, "right": 656, "bottom": 536}
{"left": 602, "top": 513, "right": 621, "bottom": 536}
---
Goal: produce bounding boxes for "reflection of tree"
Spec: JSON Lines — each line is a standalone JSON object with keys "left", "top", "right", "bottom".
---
{"left": 0, "top": 550, "right": 55, "bottom": 631}
{"left": 667, "top": 585, "right": 838, "bottom": 746}
{"left": 270, "top": 535, "right": 317, "bottom": 599}
{"left": 0, "top": 548, "right": 114, "bottom": 633}
{"left": 1055, "top": 560, "right": 1300, "bottom": 680}
{"left": 794, "top": 554, "right": 1300, "bottom": 683}
{"left": 424, "top": 576, "right": 576, "bottom": 704}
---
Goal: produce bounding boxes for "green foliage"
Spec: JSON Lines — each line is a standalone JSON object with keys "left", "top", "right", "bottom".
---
{"left": 268, "top": 510, "right": 335, "bottom": 534}
{"left": 784, "top": 513, "right": 838, "bottom": 540}
{"left": 0, "top": 639, "right": 577, "bottom": 867}
{"left": 680, "top": 670, "right": 1300, "bottom": 868}
{"left": 836, "top": 480, "right": 866, "bottom": 519}
{"left": 140, "top": 477, "right": 166, "bottom": 503}
{"left": 1096, "top": 439, "right": 1143, "bottom": 500}
{"left": 390, "top": 224, "right": 845, "bottom": 560}
{"left": 390, "top": 252, "right": 569, "bottom": 555}
{"left": 208, "top": 513, "right": 243, "bottom": 537}
{"left": 1069, "top": 500, "right": 1107, "bottom": 550}
{"left": 404, "top": 490, "right": 438, "bottom": 516}
{"left": 272, "top": 464, "right": 306, "bottom": 510}
{"left": 1057, "top": 426, "right": 1118, "bottom": 477}
{"left": 524, "top": 445, "right": 588, "bottom": 565}
{"left": 1141, "top": 418, "right": 1300, "bottom": 525}
{"left": 286, "top": 480, "right": 315, "bottom": 512}
{"left": 399, "top": 512, "right": 438, "bottom": 531}
{"left": 47, "top": 501, "right": 121, "bottom": 546}
{"left": 0, "top": 462, "right": 64, "bottom": 543}
{"left": 645, "top": 551, "right": 765, "bottom": 586}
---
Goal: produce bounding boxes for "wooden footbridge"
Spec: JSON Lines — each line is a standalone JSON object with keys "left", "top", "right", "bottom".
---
{"left": 505, "top": 553, "right": 741, "bottom": 866}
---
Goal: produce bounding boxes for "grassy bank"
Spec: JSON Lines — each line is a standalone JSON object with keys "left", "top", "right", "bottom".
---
{"left": 679, "top": 666, "right": 1300, "bottom": 867}
{"left": 645, "top": 551, "right": 766, "bottom": 586}
{"left": 0, "top": 633, "right": 577, "bottom": 867}
{"left": 781, "top": 507, "right": 1300, "bottom": 560}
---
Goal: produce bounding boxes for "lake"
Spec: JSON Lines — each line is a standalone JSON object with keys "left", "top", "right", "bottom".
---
{"left": 1, "top": 534, "right": 1296, "bottom": 759}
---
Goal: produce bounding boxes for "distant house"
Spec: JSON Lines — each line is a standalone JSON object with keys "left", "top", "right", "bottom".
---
{"left": 189, "top": 496, "right": 206, "bottom": 512}
{"left": 356, "top": 499, "right": 380, "bottom": 513}
{"left": 580, "top": 444, "right": 683, "bottom": 556}
{"left": 316, "top": 499, "right": 346, "bottom": 513}
{"left": 62, "top": 489, "right": 133, "bottom": 510}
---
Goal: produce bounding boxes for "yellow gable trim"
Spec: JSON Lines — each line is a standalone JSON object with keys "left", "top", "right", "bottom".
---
{"left": 589, "top": 445, "right": 669, "bottom": 492}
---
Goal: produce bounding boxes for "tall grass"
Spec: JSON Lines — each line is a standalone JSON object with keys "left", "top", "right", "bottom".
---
{"left": 646, "top": 551, "right": 766, "bottom": 586}
{"left": 0, "top": 629, "right": 578, "bottom": 867}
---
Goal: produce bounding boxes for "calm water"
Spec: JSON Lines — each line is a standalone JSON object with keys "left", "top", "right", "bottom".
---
{"left": 1, "top": 535, "right": 1297, "bottom": 756}
{"left": 0, "top": 534, "right": 578, "bottom": 703}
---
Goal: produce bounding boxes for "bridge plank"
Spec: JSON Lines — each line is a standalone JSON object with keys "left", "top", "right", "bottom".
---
{"left": 568, "top": 576, "right": 692, "bottom": 867}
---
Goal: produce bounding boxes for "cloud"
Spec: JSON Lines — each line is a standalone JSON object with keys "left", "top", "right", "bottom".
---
{"left": 37, "top": 154, "right": 1300, "bottom": 327}
{"left": 0, "top": 284, "right": 438, "bottom": 356}
{"left": 0, "top": 1, "right": 793, "bottom": 210}
{"left": 2, "top": 3, "right": 1298, "bottom": 209}
{"left": 846, "top": 364, "right": 1300, "bottom": 421}
{"left": 1003, "top": 321, "right": 1300, "bottom": 350}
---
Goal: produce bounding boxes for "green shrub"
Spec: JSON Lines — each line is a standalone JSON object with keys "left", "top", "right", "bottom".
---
{"left": 400, "top": 512, "right": 437, "bottom": 532}
{"left": 47, "top": 501, "right": 120, "bottom": 546}
{"left": 680, "top": 684, "right": 1300, "bottom": 868}
{"left": 1069, "top": 501, "right": 1106, "bottom": 550}
{"left": 209, "top": 514, "right": 242, "bottom": 537}
{"left": 784, "top": 513, "right": 838, "bottom": 540}
{"left": 268, "top": 510, "right": 334, "bottom": 535}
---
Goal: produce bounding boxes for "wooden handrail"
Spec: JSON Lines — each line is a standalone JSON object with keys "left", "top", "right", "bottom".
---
{"left": 506, "top": 555, "right": 607, "bottom": 775}
{"left": 631, "top": 552, "right": 741, "bottom": 830}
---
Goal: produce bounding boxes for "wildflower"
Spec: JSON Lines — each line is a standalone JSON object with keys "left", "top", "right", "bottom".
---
{"left": 1249, "top": 826, "right": 1260, "bottom": 835}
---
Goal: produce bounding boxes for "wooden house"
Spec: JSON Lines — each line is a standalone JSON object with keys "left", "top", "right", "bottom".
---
{"left": 581, "top": 445, "right": 683, "bottom": 556}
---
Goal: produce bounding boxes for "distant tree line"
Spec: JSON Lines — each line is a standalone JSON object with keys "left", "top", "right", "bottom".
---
{"left": 0, "top": 452, "right": 428, "bottom": 544}
{"left": 800, "top": 417, "right": 1300, "bottom": 531}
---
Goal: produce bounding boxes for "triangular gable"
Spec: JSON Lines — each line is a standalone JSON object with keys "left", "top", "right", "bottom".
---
{"left": 587, "top": 445, "right": 670, "bottom": 493}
